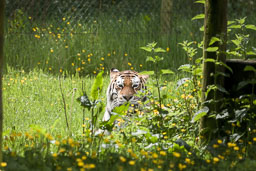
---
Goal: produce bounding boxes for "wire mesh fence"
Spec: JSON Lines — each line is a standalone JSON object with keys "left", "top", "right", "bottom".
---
{"left": 4, "top": 0, "right": 256, "bottom": 75}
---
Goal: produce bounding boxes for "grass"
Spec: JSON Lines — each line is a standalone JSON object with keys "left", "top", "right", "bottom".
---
{"left": 2, "top": 67, "right": 256, "bottom": 171}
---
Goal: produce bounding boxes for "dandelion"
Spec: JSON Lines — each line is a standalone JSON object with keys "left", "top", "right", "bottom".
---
{"left": 181, "top": 94, "right": 186, "bottom": 99}
{"left": 107, "top": 53, "right": 111, "bottom": 56}
{"left": 77, "top": 161, "right": 84, "bottom": 167}
{"left": 1, "top": 162, "right": 7, "bottom": 167}
{"left": 124, "top": 53, "right": 128, "bottom": 56}
{"left": 140, "top": 64, "right": 143, "bottom": 67}
{"left": 65, "top": 45, "right": 68, "bottom": 48}
{"left": 101, "top": 57, "right": 104, "bottom": 61}
{"left": 213, "top": 144, "right": 219, "bottom": 148}
{"left": 77, "top": 53, "right": 81, "bottom": 56}
{"left": 217, "top": 139, "right": 223, "bottom": 144}
{"left": 206, "top": 159, "right": 211, "bottom": 163}
{"left": 178, "top": 163, "right": 186, "bottom": 170}
{"left": 131, "top": 67, "right": 134, "bottom": 70}
{"left": 28, "top": 16, "right": 32, "bottom": 20}
{"left": 76, "top": 68, "right": 81, "bottom": 72}
{"left": 49, "top": 67, "right": 52, "bottom": 71}
{"left": 67, "top": 22, "right": 70, "bottom": 25}
{"left": 62, "top": 17, "right": 66, "bottom": 21}
{"left": 173, "top": 152, "right": 181, "bottom": 158}
{"left": 185, "top": 158, "right": 191, "bottom": 164}
{"left": 52, "top": 153, "right": 58, "bottom": 157}
{"left": 160, "top": 151, "right": 167, "bottom": 156}
{"left": 88, "top": 58, "right": 91, "bottom": 62}
{"left": 253, "top": 137, "right": 256, "bottom": 142}
{"left": 34, "top": 34, "right": 40, "bottom": 39}
{"left": 59, "top": 69, "right": 63, "bottom": 73}
{"left": 119, "top": 156, "right": 126, "bottom": 162}
{"left": 213, "top": 157, "right": 219, "bottom": 163}
{"left": 129, "top": 160, "right": 136, "bottom": 165}
{"left": 234, "top": 146, "right": 239, "bottom": 151}
{"left": 166, "top": 47, "right": 170, "bottom": 52}
{"left": 50, "top": 49, "right": 54, "bottom": 53}
{"left": 152, "top": 153, "right": 158, "bottom": 158}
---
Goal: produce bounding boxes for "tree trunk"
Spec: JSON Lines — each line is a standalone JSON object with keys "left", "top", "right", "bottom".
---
{"left": 160, "top": 0, "right": 173, "bottom": 34}
{"left": 200, "top": 0, "right": 227, "bottom": 142}
{"left": 0, "top": 0, "right": 5, "bottom": 163}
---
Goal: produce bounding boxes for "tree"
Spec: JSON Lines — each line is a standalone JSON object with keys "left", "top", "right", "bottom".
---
{"left": 0, "top": 0, "right": 5, "bottom": 163}
{"left": 200, "top": 0, "right": 227, "bottom": 142}
{"left": 160, "top": 0, "right": 173, "bottom": 34}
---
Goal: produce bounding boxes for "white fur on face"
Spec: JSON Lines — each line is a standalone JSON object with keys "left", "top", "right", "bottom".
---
{"left": 132, "top": 76, "right": 140, "bottom": 88}
{"left": 116, "top": 76, "right": 124, "bottom": 87}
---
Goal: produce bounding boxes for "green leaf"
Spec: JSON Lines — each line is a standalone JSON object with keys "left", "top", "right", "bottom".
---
{"left": 228, "top": 25, "right": 241, "bottom": 29}
{"left": 191, "top": 107, "right": 209, "bottom": 123}
{"left": 194, "top": 0, "right": 205, "bottom": 4}
{"left": 139, "top": 71, "right": 154, "bottom": 75}
{"left": 146, "top": 56, "right": 155, "bottom": 63}
{"left": 91, "top": 71, "right": 104, "bottom": 100}
{"left": 140, "top": 46, "right": 152, "bottom": 52}
{"left": 245, "top": 24, "right": 256, "bottom": 31}
{"left": 113, "top": 103, "right": 130, "bottom": 115}
{"left": 218, "top": 61, "right": 233, "bottom": 73}
{"left": 204, "top": 58, "right": 216, "bottom": 63}
{"left": 206, "top": 47, "right": 219, "bottom": 52}
{"left": 228, "top": 20, "right": 235, "bottom": 25}
{"left": 192, "top": 14, "right": 205, "bottom": 20}
{"left": 209, "top": 37, "right": 221, "bottom": 46}
{"left": 216, "top": 84, "right": 229, "bottom": 95}
{"left": 160, "top": 69, "right": 174, "bottom": 75}
{"left": 236, "top": 17, "right": 246, "bottom": 25}
{"left": 154, "top": 47, "right": 166, "bottom": 53}
{"left": 200, "top": 25, "right": 204, "bottom": 32}
{"left": 244, "top": 65, "right": 256, "bottom": 73}
{"left": 231, "top": 39, "right": 241, "bottom": 47}
{"left": 178, "top": 64, "right": 192, "bottom": 72}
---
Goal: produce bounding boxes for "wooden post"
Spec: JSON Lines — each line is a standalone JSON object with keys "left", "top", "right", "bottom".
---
{"left": 0, "top": 0, "right": 5, "bottom": 163}
{"left": 200, "top": 0, "right": 227, "bottom": 142}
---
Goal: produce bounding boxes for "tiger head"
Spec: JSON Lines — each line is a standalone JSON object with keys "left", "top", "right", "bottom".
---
{"left": 103, "top": 68, "right": 149, "bottom": 121}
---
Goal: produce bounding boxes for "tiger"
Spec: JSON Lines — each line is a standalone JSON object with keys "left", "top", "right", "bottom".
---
{"left": 102, "top": 68, "right": 149, "bottom": 121}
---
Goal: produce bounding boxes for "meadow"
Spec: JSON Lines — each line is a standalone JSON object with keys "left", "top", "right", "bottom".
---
{"left": 2, "top": 2, "right": 256, "bottom": 170}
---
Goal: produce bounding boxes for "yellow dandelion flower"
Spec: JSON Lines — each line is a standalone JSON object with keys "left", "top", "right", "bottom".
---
{"left": 88, "top": 58, "right": 91, "bottom": 62}
{"left": 140, "top": 64, "right": 143, "bottom": 67}
{"left": 124, "top": 53, "right": 128, "bottom": 56}
{"left": 49, "top": 67, "right": 52, "bottom": 71}
{"left": 234, "top": 146, "right": 239, "bottom": 151}
{"left": 129, "top": 160, "right": 135, "bottom": 165}
{"left": 55, "top": 141, "right": 60, "bottom": 146}
{"left": 1, "top": 162, "right": 7, "bottom": 167}
{"left": 67, "top": 22, "right": 70, "bottom": 25}
{"left": 107, "top": 53, "right": 111, "bottom": 56}
{"left": 76, "top": 68, "right": 81, "bottom": 72}
{"left": 178, "top": 163, "right": 186, "bottom": 170}
{"left": 181, "top": 94, "right": 186, "bottom": 99}
{"left": 173, "top": 152, "right": 181, "bottom": 158}
{"left": 166, "top": 47, "right": 170, "bottom": 52}
{"left": 185, "top": 158, "right": 191, "bottom": 164}
{"left": 101, "top": 57, "right": 104, "bottom": 60}
{"left": 152, "top": 153, "right": 158, "bottom": 158}
{"left": 65, "top": 45, "right": 68, "bottom": 48}
{"left": 50, "top": 49, "right": 54, "bottom": 53}
{"left": 82, "top": 61, "right": 85, "bottom": 64}
{"left": 52, "top": 153, "right": 58, "bottom": 157}
{"left": 160, "top": 151, "right": 167, "bottom": 156}
{"left": 119, "top": 156, "right": 126, "bottom": 162}
{"left": 59, "top": 69, "right": 63, "bottom": 73}
{"left": 77, "top": 161, "right": 84, "bottom": 167}
{"left": 213, "top": 157, "right": 219, "bottom": 163}
{"left": 28, "top": 16, "right": 32, "bottom": 20}
{"left": 253, "top": 137, "right": 256, "bottom": 142}
{"left": 217, "top": 139, "right": 223, "bottom": 144}
{"left": 213, "top": 144, "right": 219, "bottom": 148}
{"left": 128, "top": 62, "right": 132, "bottom": 66}
{"left": 131, "top": 67, "right": 134, "bottom": 70}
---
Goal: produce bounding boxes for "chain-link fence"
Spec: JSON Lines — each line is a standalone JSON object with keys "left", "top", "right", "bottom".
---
{"left": 4, "top": 0, "right": 256, "bottom": 74}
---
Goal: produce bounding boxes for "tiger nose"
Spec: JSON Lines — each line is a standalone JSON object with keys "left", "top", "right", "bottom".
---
{"left": 123, "top": 95, "right": 133, "bottom": 101}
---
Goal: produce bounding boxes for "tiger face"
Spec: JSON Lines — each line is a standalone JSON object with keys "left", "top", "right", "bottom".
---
{"left": 103, "top": 68, "right": 149, "bottom": 121}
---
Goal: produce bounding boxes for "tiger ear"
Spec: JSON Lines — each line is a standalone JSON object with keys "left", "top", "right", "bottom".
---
{"left": 110, "top": 68, "right": 119, "bottom": 80}
{"left": 139, "top": 74, "right": 149, "bottom": 81}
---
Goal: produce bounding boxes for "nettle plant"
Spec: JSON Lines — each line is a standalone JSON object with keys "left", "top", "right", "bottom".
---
{"left": 198, "top": 18, "right": 256, "bottom": 143}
